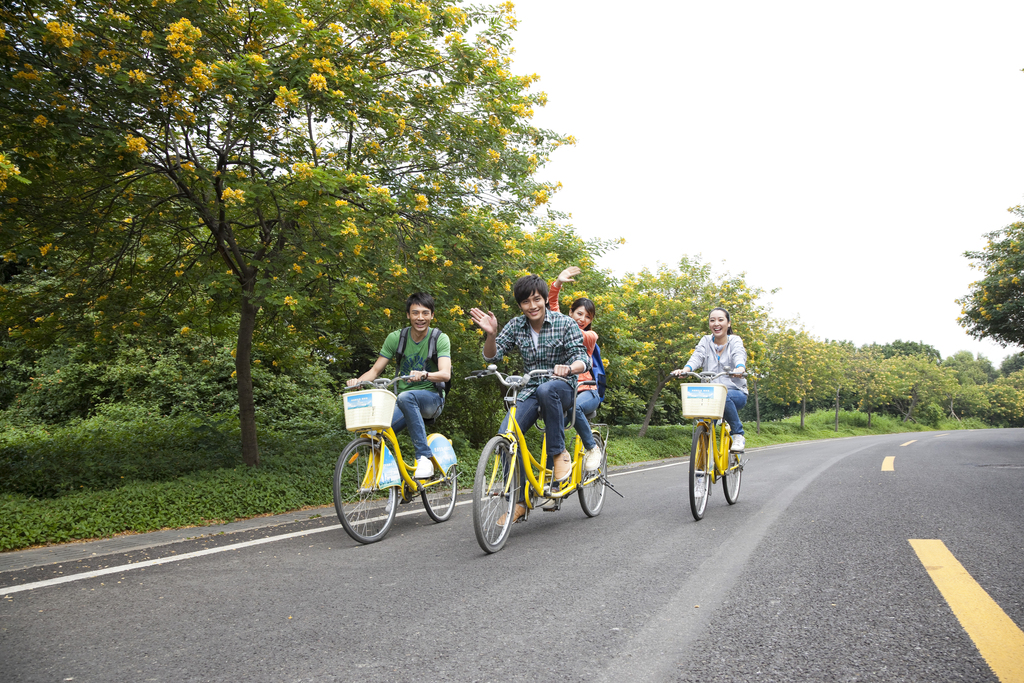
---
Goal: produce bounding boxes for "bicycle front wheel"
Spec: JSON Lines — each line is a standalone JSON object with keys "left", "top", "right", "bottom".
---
{"left": 722, "top": 448, "right": 742, "bottom": 505}
{"left": 689, "top": 424, "right": 712, "bottom": 521}
{"left": 422, "top": 463, "right": 457, "bottom": 523}
{"left": 473, "top": 436, "right": 519, "bottom": 554}
{"left": 333, "top": 437, "right": 398, "bottom": 544}
{"left": 578, "top": 433, "right": 606, "bottom": 517}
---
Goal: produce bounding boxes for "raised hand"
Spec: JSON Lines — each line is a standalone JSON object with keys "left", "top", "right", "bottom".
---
{"left": 469, "top": 307, "right": 498, "bottom": 337}
{"left": 557, "top": 265, "right": 582, "bottom": 283}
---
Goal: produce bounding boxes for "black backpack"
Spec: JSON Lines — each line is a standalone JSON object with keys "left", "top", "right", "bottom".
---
{"left": 394, "top": 326, "right": 450, "bottom": 397}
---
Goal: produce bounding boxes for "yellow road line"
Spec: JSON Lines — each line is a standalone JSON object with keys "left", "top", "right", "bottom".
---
{"left": 909, "top": 539, "right": 1024, "bottom": 683}
{"left": 882, "top": 456, "right": 895, "bottom": 471}
{"left": 900, "top": 440, "right": 917, "bottom": 447}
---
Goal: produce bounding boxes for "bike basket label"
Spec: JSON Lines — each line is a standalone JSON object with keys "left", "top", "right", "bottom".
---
{"left": 427, "top": 434, "right": 457, "bottom": 471}
{"left": 686, "top": 386, "right": 716, "bottom": 400}
{"left": 345, "top": 393, "right": 374, "bottom": 409}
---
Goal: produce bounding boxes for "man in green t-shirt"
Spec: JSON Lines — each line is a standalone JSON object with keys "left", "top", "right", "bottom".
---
{"left": 347, "top": 293, "right": 452, "bottom": 478}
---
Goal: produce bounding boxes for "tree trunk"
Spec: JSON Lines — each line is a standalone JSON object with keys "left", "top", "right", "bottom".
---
{"left": 236, "top": 272, "right": 260, "bottom": 467}
{"left": 638, "top": 374, "right": 671, "bottom": 439}
{"left": 753, "top": 379, "right": 761, "bottom": 435}
{"left": 949, "top": 398, "right": 961, "bottom": 422}
{"left": 905, "top": 389, "right": 918, "bottom": 423}
{"left": 800, "top": 397, "right": 806, "bottom": 429}
{"left": 834, "top": 386, "right": 840, "bottom": 432}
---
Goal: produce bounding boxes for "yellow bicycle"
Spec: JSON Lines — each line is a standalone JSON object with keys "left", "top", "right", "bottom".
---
{"left": 678, "top": 370, "right": 745, "bottom": 521}
{"left": 334, "top": 376, "right": 458, "bottom": 544}
{"left": 468, "top": 365, "right": 609, "bottom": 554}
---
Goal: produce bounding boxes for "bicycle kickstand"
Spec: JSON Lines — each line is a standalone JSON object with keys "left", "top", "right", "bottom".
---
{"left": 598, "top": 473, "right": 624, "bottom": 498}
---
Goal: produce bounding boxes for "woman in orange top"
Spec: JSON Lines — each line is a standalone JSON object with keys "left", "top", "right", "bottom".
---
{"left": 549, "top": 266, "right": 603, "bottom": 471}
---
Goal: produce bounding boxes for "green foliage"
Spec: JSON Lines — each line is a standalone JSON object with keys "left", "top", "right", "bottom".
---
{"left": 0, "top": 0, "right": 573, "bottom": 466}
{"left": 865, "top": 339, "right": 943, "bottom": 362}
{"left": 958, "top": 213, "right": 1024, "bottom": 347}
{"left": 1001, "top": 352, "right": 1024, "bottom": 376}
{"left": 1, "top": 331, "right": 345, "bottom": 424}
{"left": 0, "top": 408, "right": 243, "bottom": 497}
{"left": 603, "top": 256, "right": 770, "bottom": 435}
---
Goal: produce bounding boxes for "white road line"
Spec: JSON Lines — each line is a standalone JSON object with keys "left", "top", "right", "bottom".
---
{"left": 2, "top": 523, "right": 342, "bottom": 595}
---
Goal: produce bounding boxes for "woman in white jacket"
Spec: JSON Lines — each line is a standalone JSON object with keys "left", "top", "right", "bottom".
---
{"left": 672, "top": 308, "right": 748, "bottom": 452}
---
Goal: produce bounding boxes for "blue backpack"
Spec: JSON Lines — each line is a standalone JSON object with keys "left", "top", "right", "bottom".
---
{"left": 591, "top": 343, "right": 607, "bottom": 400}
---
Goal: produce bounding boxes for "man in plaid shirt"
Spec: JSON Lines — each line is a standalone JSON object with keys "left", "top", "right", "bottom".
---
{"left": 470, "top": 274, "right": 592, "bottom": 524}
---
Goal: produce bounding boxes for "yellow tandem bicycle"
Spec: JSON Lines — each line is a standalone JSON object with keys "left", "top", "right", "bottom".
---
{"left": 467, "top": 365, "right": 610, "bottom": 554}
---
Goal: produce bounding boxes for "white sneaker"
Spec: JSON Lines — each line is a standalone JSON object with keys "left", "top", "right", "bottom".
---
{"left": 731, "top": 434, "right": 745, "bottom": 452}
{"left": 414, "top": 458, "right": 434, "bottom": 479}
{"left": 583, "top": 445, "right": 603, "bottom": 471}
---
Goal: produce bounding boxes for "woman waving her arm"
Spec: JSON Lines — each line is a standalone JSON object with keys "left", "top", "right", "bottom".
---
{"left": 549, "top": 266, "right": 604, "bottom": 470}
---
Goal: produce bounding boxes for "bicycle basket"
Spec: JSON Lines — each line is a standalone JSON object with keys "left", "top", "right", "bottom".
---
{"left": 681, "top": 384, "right": 727, "bottom": 419}
{"left": 343, "top": 389, "right": 397, "bottom": 431}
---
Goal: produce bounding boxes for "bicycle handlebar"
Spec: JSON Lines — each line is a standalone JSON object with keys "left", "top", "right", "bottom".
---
{"left": 673, "top": 370, "right": 746, "bottom": 383}
{"left": 345, "top": 375, "right": 416, "bottom": 392}
{"left": 465, "top": 364, "right": 570, "bottom": 389}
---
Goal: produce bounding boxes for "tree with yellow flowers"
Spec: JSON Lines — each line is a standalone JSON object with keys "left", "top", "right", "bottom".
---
{"left": 759, "top": 326, "right": 823, "bottom": 428}
{"left": 877, "top": 354, "right": 956, "bottom": 424}
{"left": 849, "top": 345, "right": 885, "bottom": 427}
{"left": 610, "top": 257, "right": 769, "bottom": 438}
{"left": 958, "top": 207, "right": 1024, "bottom": 349}
{"left": 818, "top": 340, "right": 854, "bottom": 432}
{"left": 0, "top": 0, "right": 570, "bottom": 465}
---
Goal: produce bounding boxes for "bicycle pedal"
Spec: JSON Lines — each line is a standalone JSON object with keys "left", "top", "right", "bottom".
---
{"left": 541, "top": 499, "right": 560, "bottom": 511}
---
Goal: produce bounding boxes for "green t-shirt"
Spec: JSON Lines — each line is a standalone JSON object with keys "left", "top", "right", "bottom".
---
{"left": 379, "top": 327, "right": 451, "bottom": 394}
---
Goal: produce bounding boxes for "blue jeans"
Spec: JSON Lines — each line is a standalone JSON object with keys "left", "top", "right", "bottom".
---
{"left": 724, "top": 389, "right": 747, "bottom": 436}
{"left": 391, "top": 389, "right": 444, "bottom": 461}
{"left": 499, "top": 380, "right": 576, "bottom": 503}
{"left": 574, "top": 390, "right": 602, "bottom": 450}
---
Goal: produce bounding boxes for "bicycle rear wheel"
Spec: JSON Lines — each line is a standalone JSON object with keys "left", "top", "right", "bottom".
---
{"left": 689, "top": 424, "right": 712, "bottom": 521}
{"left": 422, "top": 463, "right": 457, "bottom": 522}
{"left": 333, "top": 437, "right": 398, "bottom": 544}
{"left": 722, "top": 448, "right": 742, "bottom": 505}
{"left": 578, "top": 433, "right": 606, "bottom": 517}
{"left": 473, "top": 436, "right": 519, "bottom": 554}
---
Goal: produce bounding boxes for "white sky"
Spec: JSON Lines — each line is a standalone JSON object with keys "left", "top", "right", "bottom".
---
{"left": 506, "top": 0, "right": 1024, "bottom": 366}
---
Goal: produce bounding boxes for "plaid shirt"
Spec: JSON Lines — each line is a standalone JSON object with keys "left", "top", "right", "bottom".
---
{"left": 485, "top": 309, "right": 591, "bottom": 400}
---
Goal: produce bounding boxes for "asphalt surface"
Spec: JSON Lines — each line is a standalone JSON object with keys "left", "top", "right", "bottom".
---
{"left": 1, "top": 429, "right": 1021, "bottom": 682}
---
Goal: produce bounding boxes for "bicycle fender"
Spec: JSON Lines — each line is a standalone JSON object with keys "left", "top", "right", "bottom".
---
{"left": 426, "top": 433, "right": 457, "bottom": 472}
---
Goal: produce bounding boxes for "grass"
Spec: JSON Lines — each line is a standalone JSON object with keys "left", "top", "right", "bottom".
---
{"left": 0, "top": 409, "right": 987, "bottom": 552}
{"left": 602, "top": 409, "right": 986, "bottom": 467}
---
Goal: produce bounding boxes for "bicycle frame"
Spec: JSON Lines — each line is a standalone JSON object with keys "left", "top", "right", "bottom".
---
{"left": 495, "top": 402, "right": 589, "bottom": 508}
{"left": 345, "top": 376, "right": 451, "bottom": 497}
{"left": 475, "top": 368, "right": 600, "bottom": 510}
{"left": 357, "top": 427, "right": 441, "bottom": 495}
{"left": 693, "top": 418, "right": 732, "bottom": 482}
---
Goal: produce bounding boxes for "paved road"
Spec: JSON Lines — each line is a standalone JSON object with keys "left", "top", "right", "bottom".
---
{"left": 2, "top": 429, "right": 1022, "bottom": 682}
